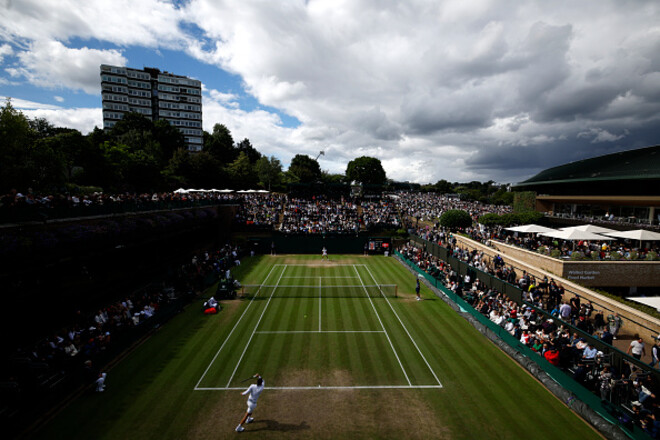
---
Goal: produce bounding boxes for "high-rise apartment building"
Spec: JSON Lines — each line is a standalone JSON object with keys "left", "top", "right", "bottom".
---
{"left": 100, "top": 64, "right": 203, "bottom": 151}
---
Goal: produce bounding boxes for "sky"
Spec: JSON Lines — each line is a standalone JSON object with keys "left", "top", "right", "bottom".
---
{"left": 1, "top": 0, "right": 659, "bottom": 185}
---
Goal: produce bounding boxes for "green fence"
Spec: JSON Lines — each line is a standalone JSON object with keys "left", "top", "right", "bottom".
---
{"left": 396, "top": 247, "right": 650, "bottom": 439}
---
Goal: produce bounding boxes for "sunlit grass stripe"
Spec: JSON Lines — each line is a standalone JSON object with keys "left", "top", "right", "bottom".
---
{"left": 363, "top": 263, "right": 442, "bottom": 386}
{"left": 353, "top": 264, "right": 411, "bottom": 386}
{"left": 225, "top": 264, "right": 287, "bottom": 387}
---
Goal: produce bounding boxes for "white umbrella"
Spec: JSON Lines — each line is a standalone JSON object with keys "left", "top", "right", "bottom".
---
{"left": 173, "top": 188, "right": 188, "bottom": 194}
{"left": 604, "top": 229, "right": 660, "bottom": 241}
{"left": 541, "top": 229, "right": 614, "bottom": 241}
{"left": 505, "top": 224, "right": 556, "bottom": 233}
{"left": 256, "top": 189, "right": 269, "bottom": 193}
{"left": 560, "top": 224, "right": 618, "bottom": 234}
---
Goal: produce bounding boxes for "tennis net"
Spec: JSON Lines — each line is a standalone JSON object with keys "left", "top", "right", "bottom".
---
{"left": 240, "top": 284, "right": 398, "bottom": 299}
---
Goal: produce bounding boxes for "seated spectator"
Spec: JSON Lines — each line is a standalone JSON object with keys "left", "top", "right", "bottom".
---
{"left": 582, "top": 343, "right": 598, "bottom": 360}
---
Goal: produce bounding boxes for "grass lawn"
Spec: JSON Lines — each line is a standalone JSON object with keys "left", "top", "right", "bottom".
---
{"left": 31, "top": 255, "right": 602, "bottom": 440}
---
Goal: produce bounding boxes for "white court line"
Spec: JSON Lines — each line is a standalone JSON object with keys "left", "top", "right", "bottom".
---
{"left": 194, "top": 264, "right": 278, "bottom": 390}
{"left": 255, "top": 330, "right": 385, "bottom": 334}
{"left": 353, "top": 265, "right": 411, "bottom": 386}
{"left": 225, "top": 265, "right": 287, "bottom": 388}
{"left": 281, "top": 276, "right": 359, "bottom": 279}
{"left": 362, "top": 264, "right": 443, "bottom": 387}
{"left": 196, "top": 385, "right": 443, "bottom": 391}
{"left": 273, "top": 264, "right": 358, "bottom": 267}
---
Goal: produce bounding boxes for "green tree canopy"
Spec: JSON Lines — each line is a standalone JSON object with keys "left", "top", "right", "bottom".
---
{"left": 0, "top": 99, "right": 35, "bottom": 191}
{"left": 204, "top": 123, "right": 236, "bottom": 164}
{"left": 439, "top": 209, "right": 473, "bottom": 230}
{"left": 228, "top": 151, "right": 258, "bottom": 188}
{"left": 256, "top": 156, "right": 282, "bottom": 191}
{"left": 346, "top": 156, "right": 386, "bottom": 185}
{"left": 288, "top": 154, "right": 322, "bottom": 184}
{"left": 236, "top": 138, "right": 261, "bottom": 163}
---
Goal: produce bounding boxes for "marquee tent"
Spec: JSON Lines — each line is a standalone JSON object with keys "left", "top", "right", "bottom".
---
{"left": 505, "top": 224, "right": 556, "bottom": 233}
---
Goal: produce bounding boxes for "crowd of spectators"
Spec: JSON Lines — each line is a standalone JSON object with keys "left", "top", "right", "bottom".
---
{"left": 462, "top": 225, "right": 660, "bottom": 261}
{"left": 399, "top": 238, "right": 660, "bottom": 436}
{"left": 0, "top": 189, "right": 236, "bottom": 223}
{"left": 279, "top": 197, "right": 360, "bottom": 234}
{"left": 233, "top": 194, "right": 285, "bottom": 230}
{"left": 550, "top": 211, "right": 660, "bottom": 230}
{"left": 396, "top": 192, "right": 512, "bottom": 223}
{"left": 360, "top": 199, "right": 400, "bottom": 231}
{"left": 1, "top": 242, "right": 243, "bottom": 426}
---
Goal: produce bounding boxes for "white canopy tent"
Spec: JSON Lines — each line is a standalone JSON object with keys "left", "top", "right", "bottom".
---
{"left": 604, "top": 229, "right": 660, "bottom": 241}
{"left": 541, "top": 229, "right": 615, "bottom": 241}
{"left": 628, "top": 296, "right": 660, "bottom": 312}
{"left": 560, "top": 224, "right": 618, "bottom": 234}
{"left": 505, "top": 224, "right": 556, "bottom": 234}
{"left": 173, "top": 188, "right": 187, "bottom": 194}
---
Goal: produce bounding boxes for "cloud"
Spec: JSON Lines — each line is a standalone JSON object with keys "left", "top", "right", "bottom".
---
{"left": 3, "top": 0, "right": 660, "bottom": 184}
{"left": 7, "top": 40, "right": 126, "bottom": 94}
{"left": 0, "top": 43, "right": 12, "bottom": 63}
{"left": 577, "top": 128, "right": 629, "bottom": 143}
{"left": 1, "top": 96, "right": 62, "bottom": 110}
{"left": 22, "top": 107, "right": 102, "bottom": 134}
{"left": 54, "top": 95, "right": 64, "bottom": 103}
{"left": 0, "top": 0, "right": 186, "bottom": 48}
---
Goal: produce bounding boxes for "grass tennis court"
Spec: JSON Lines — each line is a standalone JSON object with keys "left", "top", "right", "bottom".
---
{"left": 32, "top": 255, "right": 602, "bottom": 440}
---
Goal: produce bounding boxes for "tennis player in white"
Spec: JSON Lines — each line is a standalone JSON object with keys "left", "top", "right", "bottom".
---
{"left": 236, "top": 374, "right": 264, "bottom": 432}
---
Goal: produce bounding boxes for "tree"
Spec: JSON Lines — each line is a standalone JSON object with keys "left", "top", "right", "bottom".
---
{"left": 236, "top": 138, "right": 261, "bottom": 163}
{"left": 0, "top": 98, "right": 34, "bottom": 191}
{"left": 109, "top": 112, "right": 154, "bottom": 138}
{"left": 288, "top": 154, "right": 322, "bottom": 184}
{"left": 48, "top": 130, "right": 90, "bottom": 179}
{"left": 152, "top": 119, "right": 185, "bottom": 167}
{"left": 433, "top": 179, "right": 454, "bottom": 193}
{"left": 346, "top": 156, "right": 387, "bottom": 185}
{"left": 439, "top": 209, "right": 472, "bottom": 230}
{"left": 163, "top": 148, "right": 193, "bottom": 187}
{"left": 228, "top": 152, "right": 258, "bottom": 188}
{"left": 204, "top": 123, "right": 236, "bottom": 164}
{"left": 255, "top": 156, "right": 282, "bottom": 191}
{"left": 189, "top": 151, "right": 225, "bottom": 189}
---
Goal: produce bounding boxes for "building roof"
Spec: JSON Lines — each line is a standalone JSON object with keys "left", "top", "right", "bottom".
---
{"left": 515, "top": 145, "right": 660, "bottom": 188}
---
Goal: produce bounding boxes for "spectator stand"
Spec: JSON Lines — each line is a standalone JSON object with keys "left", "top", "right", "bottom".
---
{"left": 397, "top": 238, "right": 660, "bottom": 439}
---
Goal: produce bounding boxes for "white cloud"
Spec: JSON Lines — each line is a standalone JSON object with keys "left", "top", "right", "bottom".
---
{"left": 2, "top": 0, "right": 660, "bottom": 183}
{"left": 23, "top": 107, "right": 102, "bottom": 134}
{"left": 8, "top": 40, "right": 126, "bottom": 94}
{"left": 54, "top": 95, "right": 64, "bottom": 102}
{"left": 0, "top": 43, "right": 12, "bottom": 62}
{"left": 1, "top": 96, "right": 62, "bottom": 110}
{"left": 0, "top": 0, "right": 186, "bottom": 48}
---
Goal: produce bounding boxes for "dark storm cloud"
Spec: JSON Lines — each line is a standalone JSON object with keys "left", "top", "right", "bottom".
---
{"left": 464, "top": 124, "right": 660, "bottom": 183}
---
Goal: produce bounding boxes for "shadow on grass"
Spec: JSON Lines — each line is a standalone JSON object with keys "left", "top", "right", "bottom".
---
{"left": 248, "top": 419, "right": 310, "bottom": 433}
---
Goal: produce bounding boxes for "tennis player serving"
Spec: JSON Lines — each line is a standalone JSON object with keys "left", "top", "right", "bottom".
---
{"left": 236, "top": 374, "right": 265, "bottom": 432}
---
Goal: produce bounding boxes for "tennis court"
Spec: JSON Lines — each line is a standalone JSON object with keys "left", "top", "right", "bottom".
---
{"left": 195, "top": 263, "right": 443, "bottom": 390}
